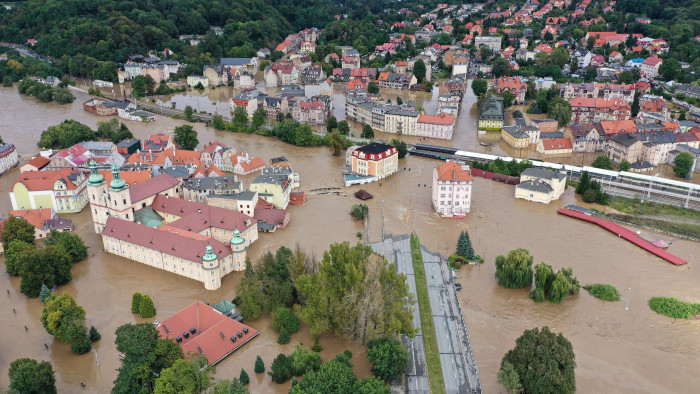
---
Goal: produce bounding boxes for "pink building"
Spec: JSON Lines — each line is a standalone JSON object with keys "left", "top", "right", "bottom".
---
{"left": 417, "top": 113, "right": 456, "bottom": 140}
{"left": 432, "top": 161, "right": 473, "bottom": 218}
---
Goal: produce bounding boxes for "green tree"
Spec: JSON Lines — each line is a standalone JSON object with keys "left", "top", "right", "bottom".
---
{"left": 367, "top": 337, "right": 409, "bottom": 381}
{"left": 295, "top": 242, "right": 415, "bottom": 342}
{"left": 1, "top": 216, "right": 36, "bottom": 245}
{"left": 631, "top": 91, "right": 640, "bottom": 117}
{"left": 4, "top": 239, "right": 33, "bottom": 276}
{"left": 254, "top": 355, "right": 265, "bottom": 373}
{"left": 277, "top": 327, "right": 291, "bottom": 344}
{"left": 618, "top": 70, "right": 634, "bottom": 84}
{"left": 174, "top": 124, "right": 199, "bottom": 150}
{"left": 495, "top": 248, "right": 534, "bottom": 289}
{"left": 44, "top": 230, "right": 88, "bottom": 263}
{"left": 471, "top": 78, "right": 488, "bottom": 96}
{"left": 327, "top": 115, "right": 338, "bottom": 133}
{"left": 584, "top": 67, "right": 597, "bottom": 82}
{"left": 423, "top": 81, "right": 433, "bottom": 92}
{"left": 139, "top": 294, "right": 156, "bottom": 318}
{"left": 8, "top": 358, "right": 57, "bottom": 394}
{"left": 619, "top": 159, "right": 631, "bottom": 172}
{"left": 131, "top": 292, "right": 143, "bottom": 314}
{"left": 96, "top": 118, "right": 120, "bottom": 140}
{"left": 272, "top": 307, "right": 300, "bottom": 334}
{"left": 358, "top": 377, "right": 390, "bottom": 394}
{"left": 211, "top": 114, "right": 227, "bottom": 130}
{"left": 367, "top": 82, "right": 379, "bottom": 94}
{"left": 500, "top": 327, "right": 576, "bottom": 394}
{"left": 239, "top": 369, "right": 250, "bottom": 385}
{"left": 268, "top": 353, "right": 293, "bottom": 383}
{"left": 3, "top": 76, "right": 13, "bottom": 87}
{"left": 456, "top": 230, "right": 474, "bottom": 259}
{"left": 396, "top": 97, "right": 403, "bottom": 105}
{"left": 413, "top": 59, "right": 426, "bottom": 83}
{"left": 327, "top": 130, "right": 345, "bottom": 156}
{"left": 547, "top": 99, "right": 572, "bottom": 128}
{"left": 288, "top": 344, "right": 322, "bottom": 376}
{"left": 658, "top": 58, "right": 681, "bottom": 82}
{"left": 114, "top": 323, "right": 184, "bottom": 393}
{"left": 233, "top": 106, "right": 249, "bottom": 125}
{"left": 41, "top": 292, "right": 88, "bottom": 348}
{"left": 210, "top": 378, "right": 250, "bottom": 394}
{"left": 501, "top": 90, "right": 515, "bottom": 109}
{"left": 39, "top": 120, "right": 96, "bottom": 149}
{"left": 493, "top": 58, "right": 509, "bottom": 78}
{"left": 183, "top": 105, "right": 194, "bottom": 122}
{"left": 390, "top": 138, "right": 408, "bottom": 159}
{"left": 71, "top": 331, "right": 92, "bottom": 354}
{"left": 154, "top": 357, "right": 213, "bottom": 394}
{"left": 40, "top": 284, "right": 52, "bottom": 303}
{"left": 673, "top": 152, "right": 694, "bottom": 178}
{"left": 338, "top": 120, "right": 350, "bottom": 135}
{"left": 551, "top": 46, "right": 570, "bottom": 67}
{"left": 576, "top": 171, "right": 590, "bottom": 195}
{"left": 497, "top": 361, "right": 522, "bottom": 394}
{"left": 312, "top": 337, "right": 323, "bottom": 352}
{"left": 252, "top": 107, "right": 267, "bottom": 129}
{"left": 20, "top": 246, "right": 71, "bottom": 297}
{"left": 547, "top": 272, "right": 572, "bottom": 304}
{"left": 236, "top": 259, "right": 265, "bottom": 320}
{"left": 349, "top": 204, "right": 369, "bottom": 220}
{"left": 592, "top": 155, "right": 614, "bottom": 170}
{"left": 89, "top": 325, "right": 101, "bottom": 342}
{"left": 289, "top": 356, "right": 359, "bottom": 394}
{"left": 361, "top": 124, "right": 374, "bottom": 139}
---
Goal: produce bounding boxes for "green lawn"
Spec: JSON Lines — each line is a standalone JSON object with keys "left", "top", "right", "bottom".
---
{"left": 410, "top": 234, "right": 445, "bottom": 394}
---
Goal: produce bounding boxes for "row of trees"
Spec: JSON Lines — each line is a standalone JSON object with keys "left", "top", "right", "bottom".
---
{"left": 18, "top": 78, "right": 74, "bottom": 104}
{"left": 576, "top": 171, "right": 608, "bottom": 205}
{"left": 495, "top": 248, "right": 580, "bottom": 304}
{"left": 131, "top": 292, "right": 157, "bottom": 318}
{"left": 3, "top": 218, "right": 88, "bottom": 297}
{"left": 471, "top": 158, "right": 534, "bottom": 177}
{"left": 236, "top": 243, "right": 416, "bottom": 344}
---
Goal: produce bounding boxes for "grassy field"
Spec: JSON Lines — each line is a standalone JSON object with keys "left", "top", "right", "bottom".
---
{"left": 410, "top": 234, "right": 445, "bottom": 394}
{"left": 606, "top": 197, "right": 700, "bottom": 239}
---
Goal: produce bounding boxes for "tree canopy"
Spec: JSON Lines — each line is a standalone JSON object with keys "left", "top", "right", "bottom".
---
{"left": 41, "top": 291, "right": 91, "bottom": 353}
{"left": 174, "top": 124, "right": 199, "bottom": 150}
{"left": 8, "top": 358, "right": 57, "bottom": 394}
{"left": 0, "top": 216, "right": 35, "bottom": 245}
{"left": 367, "top": 337, "right": 409, "bottom": 381}
{"left": 44, "top": 230, "right": 88, "bottom": 263}
{"left": 495, "top": 248, "right": 534, "bottom": 289}
{"left": 500, "top": 327, "right": 576, "bottom": 394}
{"left": 673, "top": 152, "right": 694, "bottom": 178}
{"left": 39, "top": 120, "right": 96, "bottom": 149}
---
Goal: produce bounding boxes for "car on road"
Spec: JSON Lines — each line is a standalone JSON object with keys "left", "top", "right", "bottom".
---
{"left": 454, "top": 283, "right": 462, "bottom": 291}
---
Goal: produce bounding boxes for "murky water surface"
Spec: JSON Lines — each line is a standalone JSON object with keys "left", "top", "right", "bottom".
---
{"left": 0, "top": 84, "right": 698, "bottom": 393}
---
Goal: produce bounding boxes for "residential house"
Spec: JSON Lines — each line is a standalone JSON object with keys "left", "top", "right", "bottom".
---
{"left": 248, "top": 172, "right": 293, "bottom": 209}
{"left": 675, "top": 84, "right": 700, "bottom": 100}
{"left": 515, "top": 168, "right": 567, "bottom": 204}
{"left": 416, "top": 113, "right": 456, "bottom": 140}
{"left": 203, "top": 65, "right": 229, "bottom": 86}
{"left": 231, "top": 153, "right": 265, "bottom": 175}
{"left": 299, "top": 66, "right": 326, "bottom": 84}
{"left": 219, "top": 58, "right": 258, "bottom": 75}
{"left": 432, "top": 161, "right": 473, "bottom": 218}
{"left": 20, "top": 156, "right": 51, "bottom": 173}
{"left": 475, "top": 36, "right": 502, "bottom": 52}
{"left": 641, "top": 56, "right": 662, "bottom": 78}
{"left": 559, "top": 82, "right": 635, "bottom": 103}
{"left": 345, "top": 80, "right": 367, "bottom": 93}
{"left": 490, "top": 77, "right": 527, "bottom": 104}
{"left": 607, "top": 133, "right": 646, "bottom": 165}
{"left": 568, "top": 97, "right": 631, "bottom": 123}
{"left": 10, "top": 168, "right": 89, "bottom": 213}
{"left": 609, "top": 51, "right": 623, "bottom": 62}
{"left": 8, "top": 208, "right": 73, "bottom": 239}
{"left": 452, "top": 55, "right": 469, "bottom": 76}
{"left": 144, "top": 134, "right": 175, "bottom": 152}
{"left": 83, "top": 99, "right": 120, "bottom": 116}
{"left": 230, "top": 89, "right": 263, "bottom": 117}
{"left": 571, "top": 49, "right": 592, "bottom": 68}
{"left": 264, "top": 64, "right": 298, "bottom": 87}
{"left": 565, "top": 123, "right": 605, "bottom": 152}
{"left": 0, "top": 144, "right": 19, "bottom": 175}
{"left": 377, "top": 72, "right": 417, "bottom": 90}
{"left": 181, "top": 176, "right": 241, "bottom": 204}
{"left": 536, "top": 138, "right": 573, "bottom": 156}
{"left": 532, "top": 118, "right": 559, "bottom": 133}
{"left": 638, "top": 96, "right": 670, "bottom": 121}
{"left": 501, "top": 125, "right": 529, "bottom": 149}
{"left": 292, "top": 96, "right": 331, "bottom": 125}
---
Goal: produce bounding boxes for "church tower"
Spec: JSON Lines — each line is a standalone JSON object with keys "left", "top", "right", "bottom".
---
{"left": 202, "top": 245, "right": 222, "bottom": 290}
{"left": 87, "top": 160, "right": 108, "bottom": 233}
{"left": 230, "top": 229, "right": 247, "bottom": 271}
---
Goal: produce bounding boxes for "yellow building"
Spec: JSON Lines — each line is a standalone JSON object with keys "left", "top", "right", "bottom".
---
{"left": 478, "top": 95, "right": 506, "bottom": 130}
{"left": 501, "top": 126, "right": 529, "bottom": 149}
{"left": 248, "top": 172, "right": 293, "bottom": 210}
{"left": 384, "top": 109, "right": 419, "bottom": 135}
{"left": 10, "top": 168, "right": 88, "bottom": 213}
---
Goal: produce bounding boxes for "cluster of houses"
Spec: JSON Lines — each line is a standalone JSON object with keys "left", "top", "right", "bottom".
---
{"left": 119, "top": 54, "right": 181, "bottom": 84}
{"left": 346, "top": 93, "right": 456, "bottom": 139}
{"left": 230, "top": 81, "right": 332, "bottom": 125}
{"left": 84, "top": 99, "right": 155, "bottom": 122}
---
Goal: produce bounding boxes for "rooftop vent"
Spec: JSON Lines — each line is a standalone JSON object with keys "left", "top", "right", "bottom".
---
{"left": 230, "top": 336, "right": 237, "bottom": 343}
{"left": 190, "top": 327, "right": 197, "bottom": 335}
{"left": 236, "top": 331, "right": 243, "bottom": 338}
{"left": 182, "top": 331, "right": 190, "bottom": 339}
{"left": 175, "top": 336, "right": 182, "bottom": 343}
{"left": 242, "top": 327, "right": 249, "bottom": 334}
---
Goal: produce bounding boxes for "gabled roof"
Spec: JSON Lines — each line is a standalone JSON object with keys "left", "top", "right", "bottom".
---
{"left": 129, "top": 174, "right": 180, "bottom": 203}
{"left": 23, "top": 156, "right": 51, "bottom": 170}
{"left": 540, "top": 138, "right": 572, "bottom": 150}
{"left": 151, "top": 194, "right": 255, "bottom": 233}
{"left": 12, "top": 168, "right": 84, "bottom": 192}
{"left": 99, "top": 170, "right": 151, "bottom": 186}
{"left": 9, "top": 208, "right": 54, "bottom": 229}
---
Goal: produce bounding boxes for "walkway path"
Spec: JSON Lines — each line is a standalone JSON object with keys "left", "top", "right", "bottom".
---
{"left": 370, "top": 235, "right": 429, "bottom": 394}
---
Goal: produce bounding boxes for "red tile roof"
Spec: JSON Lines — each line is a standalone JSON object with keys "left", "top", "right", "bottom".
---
{"left": 99, "top": 169, "right": 151, "bottom": 186}
{"left": 642, "top": 56, "right": 662, "bottom": 66}
{"left": 541, "top": 138, "right": 573, "bottom": 150}
{"left": 436, "top": 161, "right": 473, "bottom": 181}
{"left": 156, "top": 302, "right": 258, "bottom": 365}
{"left": 129, "top": 174, "right": 181, "bottom": 203}
{"left": 237, "top": 157, "right": 265, "bottom": 173}
{"left": 12, "top": 168, "right": 84, "bottom": 192}
{"left": 23, "top": 156, "right": 51, "bottom": 170}
{"left": 9, "top": 208, "right": 54, "bottom": 230}
{"left": 418, "top": 113, "right": 455, "bottom": 125}
{"left": 102, "top": 216, "right": 231, "bottom": 263}
{"left": 597, "top": 120, "right": 638, "bottom": 135}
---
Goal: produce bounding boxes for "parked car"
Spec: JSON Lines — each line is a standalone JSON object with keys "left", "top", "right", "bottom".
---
{"left": 454, "top": 283, "right": 462, "bottom": 291}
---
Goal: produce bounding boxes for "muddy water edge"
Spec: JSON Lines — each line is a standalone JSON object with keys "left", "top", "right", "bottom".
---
{"left": 0, "top": 85, "right": 699, "bottom": 393}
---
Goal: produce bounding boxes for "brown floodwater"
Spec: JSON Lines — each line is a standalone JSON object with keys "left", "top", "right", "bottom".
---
{"left": 0, "top": 85, "right": 699, "bottom": 393}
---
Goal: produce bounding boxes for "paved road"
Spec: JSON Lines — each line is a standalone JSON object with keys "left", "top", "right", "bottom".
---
{"left": 370, "top": 235, "right": 430, "bottom": 394}
{"left": 421, "top": 246, "right": 481, "bottom": 394}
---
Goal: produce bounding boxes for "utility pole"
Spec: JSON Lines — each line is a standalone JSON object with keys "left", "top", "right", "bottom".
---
{"left": 381, "top": 200, "right": 385, "bottom": 241}
{"left": 625, "top": 288, "right": 631, "bottom": 311}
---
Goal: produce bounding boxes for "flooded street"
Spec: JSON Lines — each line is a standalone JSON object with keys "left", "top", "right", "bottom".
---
{"left": 0, "top": 85, "right": 699, "bottom": 393}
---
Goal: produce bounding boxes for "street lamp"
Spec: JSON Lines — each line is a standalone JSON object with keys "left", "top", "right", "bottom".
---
{"left": 380, "top": 200, "right": 385, "bottom": 241}
{"left": 625, "top": 287, "right": 631, "bottom": 311}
